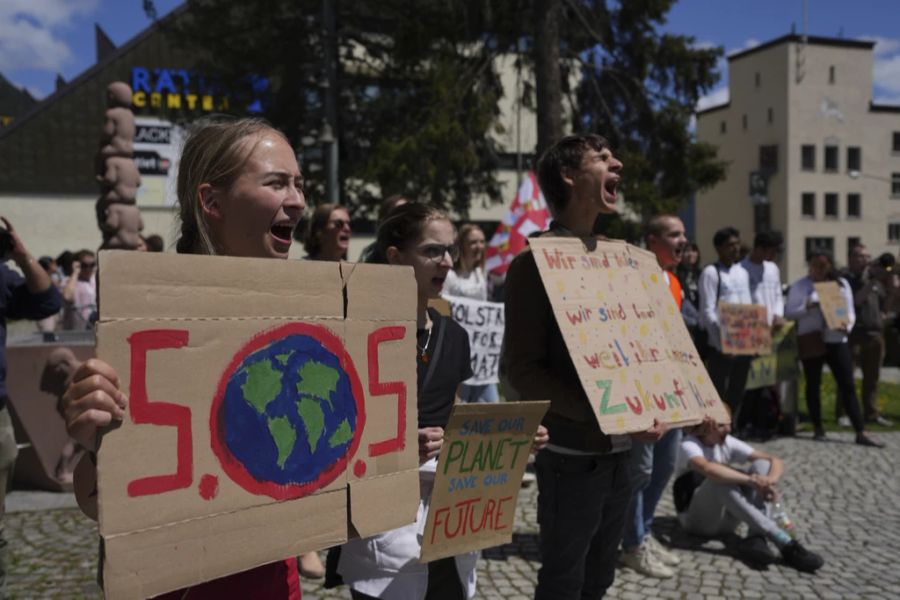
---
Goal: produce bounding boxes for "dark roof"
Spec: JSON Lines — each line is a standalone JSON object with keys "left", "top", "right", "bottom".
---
{"left": 696, "top": 101, "right": 730, "bottom": 116}
{"left": 728, "top": 34, "right": 875, "bottom": 62}
{"left": 0, "top": 73, "right": 37, "bottom": 117}
{"left": 871, "top": 102, "right": 900, "bottom": 113}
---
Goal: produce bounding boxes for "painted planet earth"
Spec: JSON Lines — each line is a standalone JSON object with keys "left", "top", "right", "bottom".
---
{"left": 211, "top": 324, "right": 364, "bottom": 499}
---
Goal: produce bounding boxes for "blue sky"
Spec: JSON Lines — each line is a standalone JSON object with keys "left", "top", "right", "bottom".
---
{"left": 2, "top": 0, "right": 899, "bottom": 108}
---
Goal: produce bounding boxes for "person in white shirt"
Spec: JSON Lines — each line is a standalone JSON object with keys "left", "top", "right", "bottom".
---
{"left": 444, "top": 224, "right": 498, "bottom": 403}
{"left": 739, "top": 231, "right": 785, "bottom": 435}
{"left": 784, "top": 251, "right": 883, "bottom": 447}
{"left": 673, "top": 418, "right": 824, "bottom": 573}
{"left": 699, "top": 227, "right": 754, "bottom": 421}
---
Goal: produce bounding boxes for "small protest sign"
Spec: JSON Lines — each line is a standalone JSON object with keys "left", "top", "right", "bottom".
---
{"left": 95, "top": 252, "right": 420, "bottom": 599}
{"left": 420, "top": 401, "right": 549, "bottom": 562}
{"left": 718, "top": 302, "right": 772, "bottom": 356}
{"left": 814, "top": 281, "right": 850, "bottom": 330}
{"left": 746, "top": 322, "right": 799, "bottom": 390}
{"left": 443, "top": 295, "right": 505, "bottom": 385}
{"left": 529, "top": 237, "right": 728, "bottom": 434}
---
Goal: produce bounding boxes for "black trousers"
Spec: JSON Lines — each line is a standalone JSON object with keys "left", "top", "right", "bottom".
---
{"left": 706, "top": 350, "right": 753, "bottom": 422}
{"left": 802, "top": 342, "right": 865, "bottom": 433}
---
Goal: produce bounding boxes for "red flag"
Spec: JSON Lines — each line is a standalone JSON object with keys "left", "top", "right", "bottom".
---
{"left": 485, "top": 171, "right": 550, "bottom": 276}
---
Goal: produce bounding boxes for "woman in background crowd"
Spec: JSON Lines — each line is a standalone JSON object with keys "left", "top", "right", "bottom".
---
{"left": 304, "top": 203, "right": 352, "bottom": 261}
{"left": 444, "top": 223, "right": 498, "bottom": 403}
{"left": 298, "top": 201, "right": 354, "bottom": 579}
{"left": 677, "top": 242, "right": 701, "bottom": 309}
{"left": 784, "top": 251, "right": 883, "bottom": 447}
{"left": 61, "top": 117, "right": 307, "bottom": 598}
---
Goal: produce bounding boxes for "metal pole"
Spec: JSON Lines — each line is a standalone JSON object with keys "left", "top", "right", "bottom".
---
{"left": 323, "top": 0, "right": 339, "bottom": 203}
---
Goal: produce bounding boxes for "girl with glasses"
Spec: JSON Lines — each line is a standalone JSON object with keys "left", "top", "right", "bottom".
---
{"left": 337, "top": 202, "right": 478, "bottom": 599}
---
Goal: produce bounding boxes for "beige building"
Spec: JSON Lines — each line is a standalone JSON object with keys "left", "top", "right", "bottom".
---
{"left": 696, "top": 34, "right": 900, "bottom": 282}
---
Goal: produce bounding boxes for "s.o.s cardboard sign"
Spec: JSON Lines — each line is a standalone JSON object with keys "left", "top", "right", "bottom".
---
{"left": 96, "top": 252, "right": 419, "bottom": 599}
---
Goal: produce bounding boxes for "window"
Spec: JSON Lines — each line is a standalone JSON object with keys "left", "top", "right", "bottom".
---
{"left": 759, "top": 145, "right": 778, "bottom": 172}
{"left": 893, "top": 173, "right": 900, "bottom": 197}
{"left": 894, "top": 132, "right": 900, "bottom": 153}
{"left": 805, "top": 237, "right": 834, "bottom": 257}
{"left": 847, "top": 147, "right": 861, "bottom": 172}
{"left": 742, "top": 114, "right": 748, "bottom": 130}
{"left": 890, "top": 224, "right": 900, "bottom": 243}
{"left": 824, "top": 145, "right": 838, "bottom": 172}
{"left": 767, "top": 107, "right": 773, "bottom": 124}
{"left": 755, "top": 72, "right": 761, "bottom": 87}
{"left": 825, "top": 193, "right": 839, "bottom": 218}
{"left": 720, "top": 120, "right": 727, "bottom": 134}
{"left": 847, "top": 193, "right": 861, "bottom": 218}
{"left": 829, "top": 65, "right": 835, "bottom": 84}
{"left": 848, "top": 236, "right": 861, "bottom": 253}
{"left": 802, "top": 192, "right": 816, "bottom": 217}
{"left": 801, "top": 145, "right": 816, "bottom": 170}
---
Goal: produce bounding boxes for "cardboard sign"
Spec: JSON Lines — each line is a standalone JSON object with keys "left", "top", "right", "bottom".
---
{"left": 420, "top": 401, "right": 549, "bottom": 562}
{"left": 745, "top": 322, "right": 800, "bottom": 390}
{"left": 529, "top": 237, "right": 728, "bottom": 434}
{"left": 718, "top": 302, "right": 772, "bottom": 356}
{"left": 95, "top": 251, "right": 420, "bottom": 599}
{"left": 814, "top": 281, "right": 851, "bottom": 330}
{"left": 443, "top": 295, "right": 505, "bottom": 385}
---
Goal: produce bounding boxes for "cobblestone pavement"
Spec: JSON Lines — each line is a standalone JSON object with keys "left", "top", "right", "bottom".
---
{"left": 6, "top": 432, "right": 900, "bottom": 599}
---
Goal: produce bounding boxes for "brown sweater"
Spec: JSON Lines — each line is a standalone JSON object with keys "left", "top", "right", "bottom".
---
{"left": 500, "top": 228, "right": 619, "bottom": 453}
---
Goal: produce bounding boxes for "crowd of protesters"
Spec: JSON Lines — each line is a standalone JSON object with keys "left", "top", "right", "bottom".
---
{"left": 2, "top": 122, "right": 897, "bottom": 599}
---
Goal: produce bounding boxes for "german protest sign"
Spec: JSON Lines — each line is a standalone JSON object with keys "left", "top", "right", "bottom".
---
{"left": 420, "top": 401, "right": 549, "bottom": 562}
{"left": 530, "top": 237, "right": 728, "bottom": 434}
{"left": 814, "top": 281, "right": 851, "bottom": 330}
{"left": 443, "top": 295, "right": 504, "bottom": 385}
{"left": 96, "top": 252, "right": 420, "bottom": 599}
{"left": 718, "top": 302, "right": 772, "bottom": 356}
{"left": 746, "top": 322, "right": 799, "bottom": 390}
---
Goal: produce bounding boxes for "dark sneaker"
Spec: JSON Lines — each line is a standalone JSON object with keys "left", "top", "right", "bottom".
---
{"left": 737, "top": 535, "right": 777, "bottom": 566}
{"left": 781, "top": 541, "right": 824, "bottom": 573}
{"left": 813, "top": 428, "right": 826, "bottom": 441}
{"left": 856, "top": 433, "right": 885, "bottom": 448}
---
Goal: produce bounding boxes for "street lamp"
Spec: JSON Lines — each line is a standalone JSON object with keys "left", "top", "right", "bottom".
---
{"left": 848, "top": 170, "right": 892, "bottom": 183}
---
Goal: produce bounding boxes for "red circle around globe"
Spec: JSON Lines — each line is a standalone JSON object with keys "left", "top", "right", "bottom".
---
{"left": 209, "top": 322, "right": 366, "bottom": 500}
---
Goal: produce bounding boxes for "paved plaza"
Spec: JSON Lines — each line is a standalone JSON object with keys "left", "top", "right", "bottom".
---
{"left": 5, "top": 431, "right": 900, "bottom": 599}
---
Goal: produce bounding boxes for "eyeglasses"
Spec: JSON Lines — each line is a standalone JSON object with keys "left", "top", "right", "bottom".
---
{"left": 416, "top": 243, "right": 459, "bottom": 263}
{"left": 81, "top": 262, "right": 96, "bottom": 269}
{"left": 328, "top": 218, "right": 350, "bottom": 229}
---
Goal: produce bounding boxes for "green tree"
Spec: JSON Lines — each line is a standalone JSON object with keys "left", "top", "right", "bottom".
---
{"left": 152, "top": 0, "right": 726, "bottom": 224}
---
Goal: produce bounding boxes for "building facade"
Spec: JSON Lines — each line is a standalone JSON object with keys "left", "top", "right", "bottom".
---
{"left": 696, "top": 34, "right": 900, "bottom": 281}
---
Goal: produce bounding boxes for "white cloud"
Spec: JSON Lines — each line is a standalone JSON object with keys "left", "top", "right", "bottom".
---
{"left": 0, "top": 19, "right": 72, "bottom": 71}
{"left": 860, "top": 34, "right": 900, "bottom": 58}
{"left": 696, "top": 86, "right": 729, "bottom": 112}
{"left": 0, "top": 0, "right": 98, "bottom": 71}
{"left": 870, "top": 36, "right": 900, "bottom": 96}
{"left": 0, "top": 0, "right": 99, "bottom": 28}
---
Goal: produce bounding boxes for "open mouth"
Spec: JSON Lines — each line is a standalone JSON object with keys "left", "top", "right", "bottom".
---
{"left": 603, "top": 176, "right": 619, "bottom": 203}
{"left": 433, "top": 276, "right": 446, "bottom": 288}
{"left": 269, "top": 223, "right": 295, "bottom": 245}
{"left": 338, "top": 233, "right": 351, "bottom": 245}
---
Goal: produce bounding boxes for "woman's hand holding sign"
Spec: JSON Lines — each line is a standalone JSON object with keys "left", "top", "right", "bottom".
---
{"left": 62, "top": 358, "right": 128, "bottom": 451}
{"left": 419, "top": 427, "right": 444, "bottom": 463}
